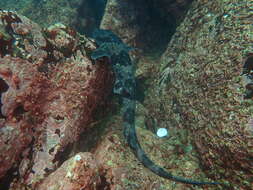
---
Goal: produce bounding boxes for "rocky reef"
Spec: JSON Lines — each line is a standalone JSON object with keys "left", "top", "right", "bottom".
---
{"left": 0, "top": 0, "right": 252, "bottom": 189}
{"left": 100, "top": 0, "right": 193, "bottom": 50}
{"left": 0, "top": 0, "right": 192, "bottom": 55}
{"left": 0, "top": 0, "right": 83, "bottom": 29}
{"left": 153, "top": 0, "right": 253, "bottom": 189}
{"left": 0, "top": 10, "right": 113, "bottom": 189}
{"left": 0, "top": 8, "right": 223, "bottom": 190}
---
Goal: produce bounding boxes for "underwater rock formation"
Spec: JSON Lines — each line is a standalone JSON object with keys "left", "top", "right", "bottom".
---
{"left": 100, "top": 0, "right": 193, "bottom": 53}
{"left": 155, "top": 0, "right": 253, "bottom": 189}
{"left": 100, "top": 0, "right": 149, "bottom": 48}
{"left": 0, "top": 0, "right": 193, "bottom": 54}
{"left": 0, "top": 0, "right": 83, "bottom": 28}
{"left": 0, "top": 0, "right": 252, "bottom": 189}
{"left": 0, "top": 10, "right": 113, "bottom": 188}
{"left": 37, "top": 153, "right": 102, "bottom": 190}
{"left": 0, "top": 0, "right": 107, "bottom": 37}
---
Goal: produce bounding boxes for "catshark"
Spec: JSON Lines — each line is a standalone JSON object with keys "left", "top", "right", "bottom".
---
{"left": 90, "top": 29, "right": 221, "bottom": 186}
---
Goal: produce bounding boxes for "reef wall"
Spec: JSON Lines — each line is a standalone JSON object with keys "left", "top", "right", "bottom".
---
{"left": 100, "top": 0, "right": 192, "bottom": 53}
{"left": 0, "top": 0, "right": 83, "bottom": 28}
{"left": 154, "top": 0, "right": 253, "bottom": 189}
{"left": 0, "top": 10, "right": 113, "bottom": 189}
{"left": 0, "top": 0, "right": 252, "bottom": 189}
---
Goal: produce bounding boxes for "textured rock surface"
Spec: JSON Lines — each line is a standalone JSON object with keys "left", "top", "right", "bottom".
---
{"left": 37, "top": 152, "right": 102, "bottom": 190}
{"left": 0, "top": 0, "right": 83, "bottom": 28}
{"left": 100, "top": 0, "right": 149, "bottom": 48}
{"left": 88, "top": 111, "right": 217, "bottom": 190}
{"left": 1, "top": 0, "right": 193, "bottom": 54}
{"left": 0, "top": 10, "right": 113, "bottom": 188}
{"left": 0, "top": 55, "right": 43, "bottom": 179}
{"left": 100, "top": 0, "right": 193, "bottom": 53}
{"left": 150, "top": 0, "right": 253, "bottom": 189}
{"left": 1, "top": 0, "right": 252, "bottom": 189}
{"left": 0, "top": 0, "right": 104, "bottom": 36}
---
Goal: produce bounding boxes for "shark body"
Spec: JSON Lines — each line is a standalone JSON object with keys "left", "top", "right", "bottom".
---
{"left": 91, "top": 29, "right": 221, "bottom": 186}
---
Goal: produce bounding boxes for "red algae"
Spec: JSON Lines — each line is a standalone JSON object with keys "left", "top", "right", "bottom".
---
{"left": 0, "top": 10, "right": 113, "bottom": 188}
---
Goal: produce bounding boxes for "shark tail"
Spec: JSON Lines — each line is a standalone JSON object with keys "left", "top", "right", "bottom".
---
{"left": 121, "top": 97, "right": 222, "bottom": 186}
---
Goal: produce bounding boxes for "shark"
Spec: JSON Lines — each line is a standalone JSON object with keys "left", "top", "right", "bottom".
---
{"left": 90, "top": 29, "right": 222, "bottom": 186}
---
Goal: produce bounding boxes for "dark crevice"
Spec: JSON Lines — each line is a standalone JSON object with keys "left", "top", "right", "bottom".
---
{"left": 13, "top": 105, "right": 26, "bottom": 121}
{"left": 0, "top": 38, "right": 13, "bottom": 57}
{"left": 0, "top": 167, "right": 18, "bottom": 190}
{"left": 75, "top": 0, "right": 107, "bottom": 36}
{"left": 0, "top": 78, "right": 9, "bottom": 118}
{"left": 49, "top": 147, "right": 55, "bottom": 155}
{"left": 97, "top": 173, "right": 110, "bottom": 190}
{"left": 242, "top": 55, "right": 253, "bottom": 99}
{"left": 55, "top": 129, "right": 61, "bottom": 137}
{"left": 38, "top": 143, "right": 74, "bottom": 179}
{"left": 0, "top": 12, "right": 22, "bottom": 57}
{"left": 0, "top": 138, "right": 35, "bottom": 189}
{"left": 53, "top": 143, "right": 74, "bottom": 166}
{"left": 141, "top": 5, "right": 176, "bottom": 55}
{"left": 243, "top": 55, "right": 253, "bottom": 73}
{"left": 44, "top": 168, "right": 53, "bottom": 173}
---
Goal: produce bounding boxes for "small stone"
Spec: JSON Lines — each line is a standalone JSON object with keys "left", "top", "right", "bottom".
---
{"left": 156, "top": 128, "right": 168, "bottom": 138}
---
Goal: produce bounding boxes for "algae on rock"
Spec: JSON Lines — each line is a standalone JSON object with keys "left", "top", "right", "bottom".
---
{"left": 152, "top": 0, "right": 253, "bottom": 189}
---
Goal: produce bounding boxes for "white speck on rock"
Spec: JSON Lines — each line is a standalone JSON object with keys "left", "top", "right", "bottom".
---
{"left": 66, "top": 171, "right": 72, "bottom": 178}
{"left": 156, "top": 128, "right": 168, "bottom": 138}
{"left": 74, "top": 154, "right": 82, "bottom": 161}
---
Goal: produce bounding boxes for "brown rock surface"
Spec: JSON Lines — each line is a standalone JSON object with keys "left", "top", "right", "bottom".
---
{"left": 150, "top": 0, "right": 253, "bottom": 189}
{"left": 1, "top": 0, "right": 252, "bottom": 189}
{"left": 0, "top": 10, "right": 113, "bottom": 188}
{"left": 37, "top": 152, "right": 102, "bottom": 190}
{"left": 100, "top": 0, "right": 193, "bottom": 52}
{"left": 100, "top": 0, "right": 149, "bottom": 48}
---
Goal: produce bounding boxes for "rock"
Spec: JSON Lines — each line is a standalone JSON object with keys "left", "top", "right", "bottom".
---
{"left": 154, "top": 0, "right": 253, "bottom": 188}
{"left": 0, "top": 10, "right": 113, "bottom": 188}
{"left": 0, "top": 0, "right": 83, "bottom": 28}
{"left": 100, "top": 0, "right": 149, "bottom": 48}
{"left": 100, "top": 0, "right": 193, "bottom": 53}
{"left": 92, "top": 114, "right": 212, "bottom": 190}
{"left": 37, "top": 153, "right": 102, "bottom": 190}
